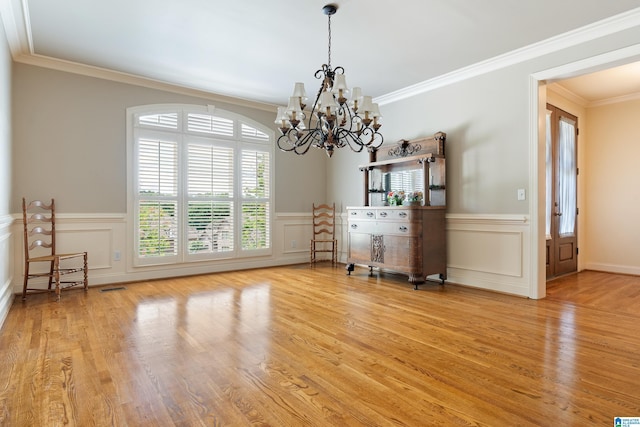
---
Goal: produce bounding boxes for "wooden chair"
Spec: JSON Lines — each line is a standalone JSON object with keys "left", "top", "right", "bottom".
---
{"left": 22, "top": 198, "right": 88, "bottom": 301}
{"left": 310, "top": 203, "right": 337, "bottom": 265}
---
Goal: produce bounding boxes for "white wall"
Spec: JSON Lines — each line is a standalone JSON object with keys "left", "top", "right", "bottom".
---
{"left": 584, "top": 99, "right": 640, "bottom": 274}
{"left": 0, "top": 11, "right": 14, "bottom": 328}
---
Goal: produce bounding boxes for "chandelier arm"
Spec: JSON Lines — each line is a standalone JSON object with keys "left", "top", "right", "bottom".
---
{"left": 337, "top": 103, "right": 358, "bottom": 133}
{"left": 293, "top": 134, "right": 315, "bottom": 155}
{"left": 304, "top": 128, "right": 326, "bottom": 148}
{"left": 333, "top": 128, "right": 365, "bottom": 152}
{"left": 276, "top": 131, "right": 301, "bottom": 153}
{"left": 359, "top": 127, "right": 384, "bottom": 150}
{"left": 277, "top": 128, "right": 328, "bottom": 156}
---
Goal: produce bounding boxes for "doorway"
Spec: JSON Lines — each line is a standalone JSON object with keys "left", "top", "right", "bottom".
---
{"left": 545, "top": 104, "right": 578, "bottom": 279}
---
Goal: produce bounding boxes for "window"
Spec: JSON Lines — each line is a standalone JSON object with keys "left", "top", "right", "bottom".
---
{"left": 128, "top": 105, "right": 273, "bottom": 266}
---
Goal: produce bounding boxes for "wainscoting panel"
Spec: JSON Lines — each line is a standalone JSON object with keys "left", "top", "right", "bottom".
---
{"left": 446, "top": 214, "right": 531, "bottom": 297}
{"left": 0, "top": 215, "right": 15, "bottom": 329}
{"left": 8, "top": 212, "right": 533, "bottom": 298}
{"left": 55, "top": 228, "right": 113, "bottom": 270}
{"left": 448, "top": 229, "right": 523, "bottom": 277}
{"left": 11, "top": 212, "right": 318, "bottom": 292}
{"left": 280, "top": 214, "right": 311, "bottom": 255}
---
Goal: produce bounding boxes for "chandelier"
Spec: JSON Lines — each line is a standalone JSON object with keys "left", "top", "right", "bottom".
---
{"left": 275, "top": 3, "right": 383, "bottom": 158}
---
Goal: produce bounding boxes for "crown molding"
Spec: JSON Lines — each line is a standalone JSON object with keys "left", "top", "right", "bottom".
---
{"left": 13, "top": 52, "right": 278, "bottom": 112}
{"left": 549, "top": 80, "right": 640, "bottom": 108}
{"left": 588, "top": 91, "right": 640, "bottom": 107}
{"left": 375, "top": 7, "right": 640, "bottom": 106}
{"left": 547, "top": 83, "right": 589, "bottom": 107}
{"left": 0, "top": 0, "right": 30, "bottom": 57}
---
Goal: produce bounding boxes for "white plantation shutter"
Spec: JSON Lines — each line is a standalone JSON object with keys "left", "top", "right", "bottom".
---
{"left": 188, "top": 201, "right": 234, "bottom": 254}
{"left": 241, "top": 150, "right": 270, "bottom": 250}
{"left": 138, "top": 113, "right": 178, "bottom": 129}
{"left": 138, "top": 201, "right": 178, "bottom": 257}
{"left": 241, "top": 123, "right": 270, "bottom": 142}
{"left": 241, "top": 150, "right": 269, "bottom": 198}
{"left": 187, "top": 144, "right": 235, "bottom": 254}
{"left": 188, "top": 144, "right": 234, "bottom": 197}
{"left": 188, "top": 114, "right": 234, "bottom": 136}
{"left": 242, "top": 202, "right": 269, "bottom": 250}
{"left": 138, "top": 139, "right": 178, "bottom": 196}
{"left": 136, "top": 138, "right": 178, "bottom": 259}
{"left": 131, "top": 105, "right": 273, "bottom": 265}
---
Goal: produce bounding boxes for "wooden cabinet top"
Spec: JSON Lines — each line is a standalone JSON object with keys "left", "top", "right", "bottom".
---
{"left": 346, "top": 205, "right": 446, "bottom": 211}
{"left": 358, "top": 153, "right": 444, "bottom": 171}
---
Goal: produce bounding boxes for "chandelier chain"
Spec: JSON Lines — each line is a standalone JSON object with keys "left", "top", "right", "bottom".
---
{"left": 327, "top": 14, "right": 332, "bottom": 69}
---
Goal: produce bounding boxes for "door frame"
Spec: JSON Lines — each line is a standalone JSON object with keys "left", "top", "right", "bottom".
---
{"left": 528, "top": 44, "right": 640, "bottom": 299}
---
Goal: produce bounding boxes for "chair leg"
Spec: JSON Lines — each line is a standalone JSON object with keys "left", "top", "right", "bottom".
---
{"left": 83, "top": 252, "right": 88, "bottom": 292}
{"left": 310, "top": 241, "right": 314, "bottom": 265}
{"left": 22, "top": 261, "right": 30, "bottom": 301}
{"left": 47, "top": 260, "right": 54, "bottom": 290}
{"left": 54, "top": 257, "right": 61, "bottom": 301}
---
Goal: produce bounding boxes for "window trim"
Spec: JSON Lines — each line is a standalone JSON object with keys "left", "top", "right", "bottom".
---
{"left": 127, "top": 104, "right": 274, "bottom": 267}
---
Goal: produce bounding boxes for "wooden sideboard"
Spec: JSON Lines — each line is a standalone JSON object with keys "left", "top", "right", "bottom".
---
{"left": 346, "top": 206, "right": 446, "bottom": 288}
{"left": 346, "top": 132, "right": 447, "bottom": 288}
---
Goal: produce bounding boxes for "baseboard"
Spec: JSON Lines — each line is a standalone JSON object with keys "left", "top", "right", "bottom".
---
{"left": 584, "top": 263, "right": 640, "bottom": 276}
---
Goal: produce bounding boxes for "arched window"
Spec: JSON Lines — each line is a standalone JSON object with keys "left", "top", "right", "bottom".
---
{"left": 127, "top": 105, "right": 273, "bottom": 266}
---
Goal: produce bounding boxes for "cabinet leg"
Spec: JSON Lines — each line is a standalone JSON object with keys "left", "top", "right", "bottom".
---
{"left": 368, "top": 266, "right": 374, "bottom": 276}
{"left": 439, "top": 273, "right": 447, "bottom": 285}
{"left": 346, "top": 263, "right": 355, "bottom": 275}
{"left": 408, "top": 273, "right": 424, "bottom": 290}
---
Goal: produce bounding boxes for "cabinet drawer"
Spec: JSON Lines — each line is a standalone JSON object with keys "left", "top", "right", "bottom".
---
{"left": 348, "top": 220, "right": 416, "bottom": 235}
{"left": 377, "top": 221, "right": 416, "bottom": 235}
{"left": 348, "top": 209, "right": 376, "bottom": 220}
{"left": 348, "top": 220, "right": 377, "bottom": 234}
{"left": 376, "top": 209, "right": 413, "bottom": 221}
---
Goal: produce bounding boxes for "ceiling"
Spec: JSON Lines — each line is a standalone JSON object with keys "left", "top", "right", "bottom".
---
{"left": 2, "top": 0, "right": 640, "bottom": 107}
{"left": 551, "top": 61, "right": 640, "bottom": 106}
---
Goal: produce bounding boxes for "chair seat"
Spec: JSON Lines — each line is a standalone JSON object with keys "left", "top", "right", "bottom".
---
{"left": 27, "top": 252, "right": 85, "bottom": 262}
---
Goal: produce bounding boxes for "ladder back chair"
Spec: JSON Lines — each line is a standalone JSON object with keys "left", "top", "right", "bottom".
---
{"left": 22, "top": 198, "right": 88, "bottom": 301}
{"left": 310, "top": 203, "right": 337, "bottom": 265}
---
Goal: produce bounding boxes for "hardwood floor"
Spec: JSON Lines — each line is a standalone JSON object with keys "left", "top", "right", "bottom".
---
{"left": 0, "top": 266, "right": 638, "bottom": 426}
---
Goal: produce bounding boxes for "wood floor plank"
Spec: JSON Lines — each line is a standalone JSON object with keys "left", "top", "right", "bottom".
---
{"left": 1, "top": 266, "right": 639, "bottom": 425}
